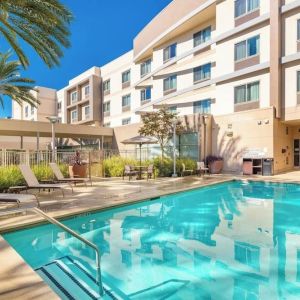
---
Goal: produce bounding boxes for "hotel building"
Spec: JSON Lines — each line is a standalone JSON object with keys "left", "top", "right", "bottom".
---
{"left": 11, "top": 0, "right": 300, "bottom": 174}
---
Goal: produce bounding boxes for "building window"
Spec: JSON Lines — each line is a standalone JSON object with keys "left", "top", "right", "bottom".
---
{"left": 122, "top": 118, "right": 131, "bottom": 125}
{"left": 31, "top": 105, "right": 34, "bottom": 115}
{"left": 235, "top": 35, "right": 260, "bottom": 61}
{"left": 298, "top": 20, "right": 300, "bottom": 41}
{"left": 141, "top": 59, "right": 151, "bottom": 77}
{"left": 84, "top": 105, "right": 90, "bottom": 119}
{"left": 194, "top": 26, "right": 211, "bottom": 47}
{"left": 297, "top": 71, "right": 300, "bottom": 92}
{"left": 163, "top": 75, "right": 177, "bottom": 93}
{"left": 71, "top": 109, "right": 78, "bottom": 123}
{"left": 194, "top": 63, "right": 211, "bottom": 83}
{"left": 103, "top": 79, "right": 110, "bottom": 94}
{"left": 163, "top": 43, "right": 177, "bottom": 62}
{"left": 103, "top": 122, "right": 110, "bottom": 128}
{"left": 168, "top": 106, "right": 177, "bottom": 113}
{"left": 84, "top": 85, "right": 90, "bottom": 96}
{"left": 234, "top": 81, "right": 260, "bottom": 104}
{"left": 193, "top": 99, "right": 211, "bottom": 114}
{"left": 234, "top": 242, "right": 260, "bottom": 271}
{"left": 235, "top": 0, "right": 259, "bottom": 18}
{"left": 25, "top": 106, "right": 28, "bottom": 118}
{"left": 141, "top": 87, "right": 151, "bottom": 102}
{"left": 71, "top": 91, "right": 78, "bottom": 104}
{"left": 122, "top": 70, "right": 131, "bottom": 84}
{"left": 122, "top": 94, "right": 131, "bottom": 107}
{"left": 57, "top": 102, "right": 62, "bottom": 112}
{"left": 103, "top": 101, "right": 110, "bottom": 113}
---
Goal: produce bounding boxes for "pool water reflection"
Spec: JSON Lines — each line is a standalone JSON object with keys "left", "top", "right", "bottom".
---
{"left": 4, "top": 180, "right": 300, "bottom": 299}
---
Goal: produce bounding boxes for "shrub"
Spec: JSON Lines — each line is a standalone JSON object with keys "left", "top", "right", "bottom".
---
{"left": 103, "top": 156, "right": 139, "bottom": 177}
{"left": 205, "top": 155, "right": 223, "bottom": 165}
{"left": 153, "top": 157, "right": 197, "bottom": 177}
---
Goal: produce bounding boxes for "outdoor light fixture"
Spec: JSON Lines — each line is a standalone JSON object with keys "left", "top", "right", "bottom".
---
{"left": 46, "top": 116, "right": 60, "bottom": 163}
{"left": 172, "top": 118, "right": 178, "bottom": 178}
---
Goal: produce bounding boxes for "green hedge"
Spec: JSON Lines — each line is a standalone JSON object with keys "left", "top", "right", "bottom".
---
{"left": 0, "top": 164, "right": 69, "bottom": 191}
{"left": 103, "top": 156, "right": 197, "bottom": 178}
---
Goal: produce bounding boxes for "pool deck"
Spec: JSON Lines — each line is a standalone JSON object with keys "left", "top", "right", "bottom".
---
{"left": 1, "top": 170, "right": 300, "bottom": 299}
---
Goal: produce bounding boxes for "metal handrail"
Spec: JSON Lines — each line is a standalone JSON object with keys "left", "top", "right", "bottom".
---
{"left": 32, "top": 208, "right": 104, "bottom": 296}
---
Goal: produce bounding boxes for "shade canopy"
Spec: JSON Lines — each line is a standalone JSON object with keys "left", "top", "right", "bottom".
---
{"left": 121, "top": 135, "right": 158, "bottom": 145}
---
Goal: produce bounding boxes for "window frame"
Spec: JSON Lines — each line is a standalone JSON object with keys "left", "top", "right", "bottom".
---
{"left": 71, "top": 109, "right": 78, "bottom": 123}
{"left": 234, "top": 35, "right": 260, "bottom": 62}
{"left": 193, "top": 99, "right": 212, "bottom": 114}
{"left": 297, "top": 19, "right": 300, "bottom": 41}
{"left": 103, "top": 79, "right": 110, "bottom": 93}
{"left": 70, "top": 91, "right": 78, "bottom": 104}
{"left": 234, "top": 0, "right": 260, "bottom": 19}
{"left": 141, "top": 87, "right": 151, "bottom": 102}
{"left": 163, "top": 43, "right": 177, "bottom": 63}
{"left": 193, "top": 26, "right": 212, "bottom": 47}
{"left": 84, "top": 105, "right": 90, "bottom": 119}
{"left": 122, "top": 70, "right": 131, "bottom": 84}
{"left": 140, "top": 59, "right": 152, "bottom": 77}
{"left": 163, "top": 75, "right": 177, "bottom": 93}
{"left": 84, "top": 85, "right": 90, "bottom": 96}
{"left": 122, "top": 118, "right": 131, "bottom": 125}
{"left": 234, "top": 81, "right": 260, "bottom": 104}
{"left": 122, "top": 94, "right": 131, "bottom": 107}
{"left": 103, "top": 101, "right": 110, "bottom": 113}
{"left": 193, "top": 63, "right": 211, "bottom": 83}
{"left": 297, "top": 71, "right": 300, "bottom": 93}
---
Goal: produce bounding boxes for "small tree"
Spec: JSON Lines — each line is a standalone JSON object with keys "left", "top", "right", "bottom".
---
{"left": 139, "top": 107, "right": 183, "bottom": 159}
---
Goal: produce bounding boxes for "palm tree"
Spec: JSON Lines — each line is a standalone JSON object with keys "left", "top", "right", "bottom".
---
{"left": 0, "top": 52, "right": 39, "bottom": 107}
{"left": 0, "top": 0, "right": 73, "bottom": 68}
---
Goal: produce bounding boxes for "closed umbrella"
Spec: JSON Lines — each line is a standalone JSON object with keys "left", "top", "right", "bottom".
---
{"left": 121, "top": 135, "right": 158, "bottom": 179}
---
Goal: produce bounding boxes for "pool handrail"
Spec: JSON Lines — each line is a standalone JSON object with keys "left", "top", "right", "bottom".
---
{"left": 32, "top": 208, "right": 104, "bottom": 297}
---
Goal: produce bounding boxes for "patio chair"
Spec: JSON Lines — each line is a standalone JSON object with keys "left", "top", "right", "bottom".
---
{"left": 196, "top": 161, "right": 209, "bottom": 177}
{"left": 0, "top": 193, "right": 40, "bottom": 208}
{"left": 19, "top": 164, "right": 72, "bottom": 197}
{"left": 49, "top": 163, "right": 92, "bottom": 186}
{"left": 142, "top": 164, "right": 155, "bottom": 180}
{"left": 181, "top": 163, "right": 194, "bottom": 177}
{"left": 123, "top": 165, "right": 138, "bottom": 180}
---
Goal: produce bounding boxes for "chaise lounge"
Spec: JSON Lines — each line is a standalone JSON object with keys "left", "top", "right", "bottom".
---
{"left": 49, "top": 163, "right": 92, "bottom": 186}
{"left": 19, "top": 164, "right": 73, "bottom": 197}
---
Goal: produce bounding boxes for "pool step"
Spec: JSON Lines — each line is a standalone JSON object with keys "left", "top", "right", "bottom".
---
{"left": 36, "top": 256, "right": 119, "bottom": 300}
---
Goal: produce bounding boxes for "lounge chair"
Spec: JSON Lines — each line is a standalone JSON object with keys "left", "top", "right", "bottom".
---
{"left": 19, "top": 164, "right": 72, "bottom": 197}
{"left": 0, "top": 193, "right": 40, "bottom": 208}
{"left": 49, "top": 163, "right": 92, "bottom": 186}
{"left": 181, "top": 163, "right": 194, "bottom": 177}
{"left": 196, "top": 161, "right": 209, "bottom": 176}
{"left": 123, "top": 165, "right": 138, "bottom": 180}
{"left": 142, "top": 164, "right": 155, "bottom": 180}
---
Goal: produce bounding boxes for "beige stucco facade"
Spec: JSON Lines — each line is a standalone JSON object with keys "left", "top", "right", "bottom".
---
{"left": 7, "top": 0, "right": 300, "bottom": 174}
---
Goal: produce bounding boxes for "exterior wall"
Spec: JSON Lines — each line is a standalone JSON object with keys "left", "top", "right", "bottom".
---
{"left": 283, "top": 9, "right": 300, "bottom": 57}
{"left": 213, "top": 108, "right": 274, "bottom": 173}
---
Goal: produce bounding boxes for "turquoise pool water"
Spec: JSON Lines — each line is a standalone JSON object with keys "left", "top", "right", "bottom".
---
{"left": 4, "top": 180, "right": 300, "bottom": 299}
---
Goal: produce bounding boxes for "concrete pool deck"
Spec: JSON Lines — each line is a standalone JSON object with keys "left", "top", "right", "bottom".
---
{"left": 1, "top": 171, "right": 300, "bottom": 299}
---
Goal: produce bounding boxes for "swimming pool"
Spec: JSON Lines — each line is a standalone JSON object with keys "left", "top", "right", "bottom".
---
{"left": 3, "top": 180, "right": 300, "bottom": 299}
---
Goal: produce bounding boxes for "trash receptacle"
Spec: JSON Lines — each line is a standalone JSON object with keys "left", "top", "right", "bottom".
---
{"left": 263, "top": 158, "right": 274, "bottom": 176}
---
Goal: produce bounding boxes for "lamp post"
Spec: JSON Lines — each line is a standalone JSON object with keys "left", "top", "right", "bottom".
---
{"left": 172, "top": 118, "right": 178, "bottom": 178}
{"left": 46, "top": 116, "right": 60, "bottom": 163}
{"left": 202, "top": 115, "right": 208, "bottom": 163}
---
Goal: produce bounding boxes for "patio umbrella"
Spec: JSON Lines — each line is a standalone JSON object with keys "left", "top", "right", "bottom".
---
{"left": 121, "top": 135, "right": 158, "bottom": 178}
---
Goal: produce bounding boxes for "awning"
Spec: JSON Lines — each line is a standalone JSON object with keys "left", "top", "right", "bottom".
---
{"left": 0, "top": 119, "right": 113, "bottom": 138}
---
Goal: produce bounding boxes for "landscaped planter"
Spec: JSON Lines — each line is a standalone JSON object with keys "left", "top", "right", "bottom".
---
{"left": 206, "top": 155, "right": 223, "bottom": 174}
{"left": 209, "top": 160, "right": 223, "bottom": 174}
{"left": 69, "top": 164, "right": 87, "bottom": 178}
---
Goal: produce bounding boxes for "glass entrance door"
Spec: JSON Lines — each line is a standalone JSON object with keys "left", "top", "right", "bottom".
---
{"left": 294, "top": 140, "right": 300, "bottom": 167}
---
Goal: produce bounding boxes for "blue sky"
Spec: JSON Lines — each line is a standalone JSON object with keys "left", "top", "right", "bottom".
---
{"left": 0, "top": 0, "right": 172, "bottom": 118}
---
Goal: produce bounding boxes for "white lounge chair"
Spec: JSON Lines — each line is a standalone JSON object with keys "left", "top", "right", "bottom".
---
{"left": 0, "top": 193, "right": 40, "bottom": 208}
{"left": 196, "top": 161, "right": 209, "bottom": 176}
{"left": 49, "top": 163, "right": 91, "bottom": 186}
{"left": 19, "top": 164, "right": 72, "bottom": 197}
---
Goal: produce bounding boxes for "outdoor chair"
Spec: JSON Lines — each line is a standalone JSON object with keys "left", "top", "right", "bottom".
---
{"left": 123, "top": 165, "right": 138, "bottom": 180}
{"left": 196, "top": 161, "right": 209, "bottom": 177}
{"left": 142, "top": 164, "right": 155, "bottom": 180}
{"left": 19, "top": 164, "right": 73, "bottom": 197}
{"left": 49, "top": 163, "right": 92, "bottom": 186}
{"left": 181, "top": 163, "right": 194, "bottom": 177}
{"left": 0, "top": 193, "right": 40, "bottom": 208}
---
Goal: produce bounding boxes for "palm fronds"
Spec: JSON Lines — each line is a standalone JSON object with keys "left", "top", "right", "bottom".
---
{"left": 0, "top": 0, "right": 73, "bottom": 68}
